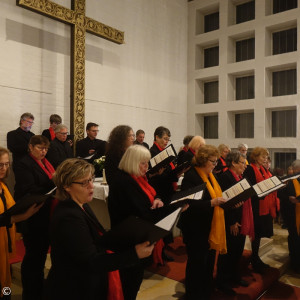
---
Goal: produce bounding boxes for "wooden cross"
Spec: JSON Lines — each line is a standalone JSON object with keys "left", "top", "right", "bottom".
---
{"left": 17, "top": 0, "right": 124, "bottom": 142}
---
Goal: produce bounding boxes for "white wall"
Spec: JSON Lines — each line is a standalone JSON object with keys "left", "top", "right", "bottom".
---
{"left": 0, "top": 0, "right": 188, "bottom": 150}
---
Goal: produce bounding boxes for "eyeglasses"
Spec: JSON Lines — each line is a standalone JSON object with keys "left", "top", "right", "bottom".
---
{"left": 209, "top": 159, "right": 218, "bottom": 165}
{"left": 89, "top": 130, "right": 99, "bottom": 133}
{"left": 0, "top": 162, "right": 10, "bottom": 169}
{"left": 58, "top": 132, "right": 69, "bottom": 136}
{"left": 36, "top": 146, "right": 49, "bottom": 151}
{"left": 163, "top": 138, "right": 171, "bottom": 142}
{"left": 72, "top": 176, "right": 95, "bottom": 187}
{"left": 128, "top": 134, "right": 135, "bottom": 138}
{"left": 23, "top": 119, "right": 34, "bottom": 124}
{"left": 238, "top": 161, "right": 246, "bottom": 165}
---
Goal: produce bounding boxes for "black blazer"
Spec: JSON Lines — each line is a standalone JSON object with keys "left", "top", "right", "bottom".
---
{"left": 46, "top": 200, "right": 139, "bottom": 300}
{"left": 178, "top": 167, "right": 214, "bottom": 244}
{"left": 46, "top": 138, "right": 73, "bottom": 169}
{"left": 148, "top": 143, "right": 178, "bottom": 204}
{"left": 7, "top": 127, "right": 34, "bottom": 167}
{"left": 76, "top": 137, "right": 107, "bottom": 159}
{"left": 13, "top": 154, "right": 55, "bottom": 233}
{"left": 177, "top": 149, "right": 194, "bottom": 166}
{"left": 217, "top": 170, "right": 243, "bottom": 228}
{"left": 108, "top": 170, "right": 176, "bottom": 227}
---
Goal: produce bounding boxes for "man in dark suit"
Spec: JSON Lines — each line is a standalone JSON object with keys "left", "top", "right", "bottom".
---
{"left": 134, "top": 129, "right": 149, "bottom": 149}
{"left": 7, "top": 112, "right": 35, "bottom": 171}
{"left": 76, "top": 122, "right": 107, "bottom": 161}
{"left": 46, "top": 124, "right": 73, "bottom": 169}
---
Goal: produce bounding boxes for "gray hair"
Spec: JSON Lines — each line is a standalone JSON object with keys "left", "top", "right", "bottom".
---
{"left": 226, "top": 150, "right": 246, "bottom": 167}
{"left": 19, "top": 112, "right": 34, "bottom": 125}
{"left": 55, "top": 124, "right": 68, "bottom": 133}
{"left": 237, "top": 143, "right": 248, "bottom": 150}
{"left": 119, "top": 145, "right": 151, "bottom": 176}
{"left": 291, "top": 160, "right": 300, "bottom": 171}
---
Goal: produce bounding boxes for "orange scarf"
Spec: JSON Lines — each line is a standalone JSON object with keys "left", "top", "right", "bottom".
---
{"left": 0, "top": 182, "right": 16, "bottom": 297}
{"left": 292, "top": 179, "right": 300, "bottom": 235}
{"left": 245, "top": 159, "right": 249, "bottom": 165}
{"left": 195, "top": 168, "right": 227, "bottom": 254}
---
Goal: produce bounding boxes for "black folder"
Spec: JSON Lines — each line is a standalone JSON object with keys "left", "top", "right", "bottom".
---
{"left": 279, "top": 172, "right": 300, "bottom": 183}
{"left": 4, "top": 188, "right": 56, "bottom": 216}
{"left": 171, "top": 160, "right": 191, "bottom": 176}
{"left": 100, "top": 215, "right": 170, "bottom": 251}
{"left": 170, "top": 183, "right": 206, "bottom": 206}
{"left": 147, "top": 144, "right": 177, "bottom": 174}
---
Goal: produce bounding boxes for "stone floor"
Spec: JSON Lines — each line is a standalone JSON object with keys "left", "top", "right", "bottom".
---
{"left": 10, "top": 224, "right": 300, "bottom": 300}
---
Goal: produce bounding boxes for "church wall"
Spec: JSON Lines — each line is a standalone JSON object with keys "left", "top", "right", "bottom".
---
{"left": 0, "top": 0, "right": 188, "bottom": 152}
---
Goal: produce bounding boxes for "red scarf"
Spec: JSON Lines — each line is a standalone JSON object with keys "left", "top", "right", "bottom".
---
{"left": 29, "top": 153, "right": 55, "bottom": 179}
{"left": 49, "top": 127, "right": 56, "bottom": 141}
{"left": 154, "top": 142, "right": 177, "bottom": 191}
{"left": 189, "top": 148, "right": 196, "bottom": 156}
{"left": 220, "top": 157, "right": 228, "bottom": 173}
{"left": 183, "top": 146, "right": 188, "bottom": 152}
{"left": 130, "top": 174, "right": 164, "bottom": 265}
{"left": 95, "top": 226, "right": 124, "bottom": 300}
{"left": 251, "top": 164, "right": 277, "bottom": 218}
{"left": 228, "top": 169, "right": 255, "bottom": 241}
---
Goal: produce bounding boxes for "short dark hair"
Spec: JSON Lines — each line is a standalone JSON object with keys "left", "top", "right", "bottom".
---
{"left": 49, "top": 114, "right": 62, "bottom": 124}
{"left": 225, "top": 150, "right": 246, "bottom": 167}
{"left": 136, "top": 129, "right": 145, "bottom": 136}
{"left": 29, "top": 135, "right": 50, "bottom": 148}
{"left": 19, "top": 112, "right": 34, "bottom": 126}
{"left": 183, "top": 135, "right": 194, "bottom": 146}
{"left": 86, "top": 122, "right": 99, "bottom": 131}
{"left": 153, "top": 126, "right": 170, "bottom": 140}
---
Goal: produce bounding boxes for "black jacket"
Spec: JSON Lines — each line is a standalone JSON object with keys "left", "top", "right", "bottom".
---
{"left": 7, "top": 127, "right": 34, "bottom": 168}
{"left": 46, "top": 138, "right": 73, "bottom": 169}
{"left": 46, "top": 200, "right": 139, "bottom": 300}
{"left": 76, "top": 137, "right": 107, "bottom": 159}
{"left": 13, "top": 154, "right": 55, "bottom": 234}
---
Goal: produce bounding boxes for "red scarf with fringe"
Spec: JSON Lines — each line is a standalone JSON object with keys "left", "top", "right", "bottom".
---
{"left": 251, "top": 164, "right": 278, "bottom": 218}
{"left": 228, "top": 169, "right": 255, "bottom": 241}
{"left": 131, "top": 174, "right": 164, "bottom": 265}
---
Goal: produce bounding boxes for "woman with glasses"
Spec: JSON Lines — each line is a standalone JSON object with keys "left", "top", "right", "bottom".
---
{"left": 46, "top": 158, "right": 153, "bottom": 300}
{"left": 104, "top": 125, "right": 135, "bottom": 185}
{"left": 0, "top": 147, "right": 41, "bottom": 300}
{"left": 216, "top": 150, "right": 254, "bottom": 295}
{"left": 178, "top": 144, "right": 226, "bottom": 300}
{"left": 243, "top": 147, "right": 279, "bottom": 273}
{"left": 14, "top": 135, "right": 56, "bottom": 300}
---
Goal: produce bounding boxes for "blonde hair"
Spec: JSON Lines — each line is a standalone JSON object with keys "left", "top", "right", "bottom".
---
{"left": 119, "top": 145, "right": 151, "bottom": 176}
{"left": 0, "top": 147, "right": 10, "bottom": 179}
{"left": 193, "top": 145, "right": 219, "bottom": 167}
{"left": 53, "top": 158, "right": 94, "bottom": 201}
{"left": 188, "top": 136, "right": 206, "bottom": 151}
{"left": 218, "top": 144, "right": 231, "bottom": 154}
{"left": 249, "top": 147, "right": 269, "bottom": 163}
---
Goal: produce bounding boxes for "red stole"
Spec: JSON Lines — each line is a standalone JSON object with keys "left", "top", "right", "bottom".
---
{"left": 228, "top": 169, "right": 255, "bottom": 241}
{"left": 29, "top": 153, "right": 55, "bottom": 179}
{"left": 131, "top": 174, "right": 164, "bottom": 265}
{"left": 189, "top": 148, "right": 195, "bottom": 156}
{"left": 251, "top": 164, "right": 277, "bottom": 218}
{"left": 220, "top": 157, "right": 228, "bottom": 173}
{"left": 182, "top": 146, "right": 188, "bottom": 152}
{"left": 153, "top": 142, "right": 177, "bottom": 191}
{"left": 49, "top": 127, "right": 55, "bottom": 140}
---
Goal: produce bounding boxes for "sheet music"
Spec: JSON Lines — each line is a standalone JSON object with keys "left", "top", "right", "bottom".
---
{"left": 170, "top": 190, "right": 203, "bottom": 204}
{"left": 46, "top": 187, "right": 57, "bottom": 195}
{"left": 149, "top": 144, "right": 176, "bottom": 168}
{"left": 222, "top": 179, "right": 250, "bottom": 201}
{"left": 280, "top": 173, "right": 300, "bottom": 183}
{"left": 253, "top": 176, "right": 285, "bottom": 197}
{"left": 155, "top": 208, "right": 181, "bottom": 231}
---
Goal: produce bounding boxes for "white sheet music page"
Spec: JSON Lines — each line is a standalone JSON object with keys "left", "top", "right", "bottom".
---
{"left": 155, "top": 208, "right": 181, "bottom": 231}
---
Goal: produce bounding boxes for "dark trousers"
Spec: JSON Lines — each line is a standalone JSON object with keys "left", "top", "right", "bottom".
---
{"left": 217, "top": 232, "right": 245, "bottom": 283}
{"left": 119, "top": 262, "right": 144, "bottom": 300}
{"left": 21, "top": 231, "right": 49, "bottom": 300}
{"left": 185, "top": 240, "right": 215, "bottom": 300}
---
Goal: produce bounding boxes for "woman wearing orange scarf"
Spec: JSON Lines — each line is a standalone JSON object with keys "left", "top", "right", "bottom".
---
{"left": 178, "top": 145, "right": 226, "bottom": 300}
{"left": 0, "top": 147, "right": 41, "bottom": 299}
{"left": 243, "top": 147, "right": 277, "bottom": 273}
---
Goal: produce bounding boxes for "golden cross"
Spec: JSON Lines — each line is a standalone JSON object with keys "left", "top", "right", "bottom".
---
{"left": 17, "top": 0, "right": 124, "bottom": 142}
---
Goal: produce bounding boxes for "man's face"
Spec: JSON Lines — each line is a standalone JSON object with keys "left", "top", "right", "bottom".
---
{"left": 87, "top": 126, "right": 99, "bottom": 140}
{"left": 136, "top": 133, "right": 145, "bottom": 143}
{"left": 56, "top": 128, "right": 68, "bottom": 142}
{"left": 20, "top": 118, "right": 34, "bottom": 132}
